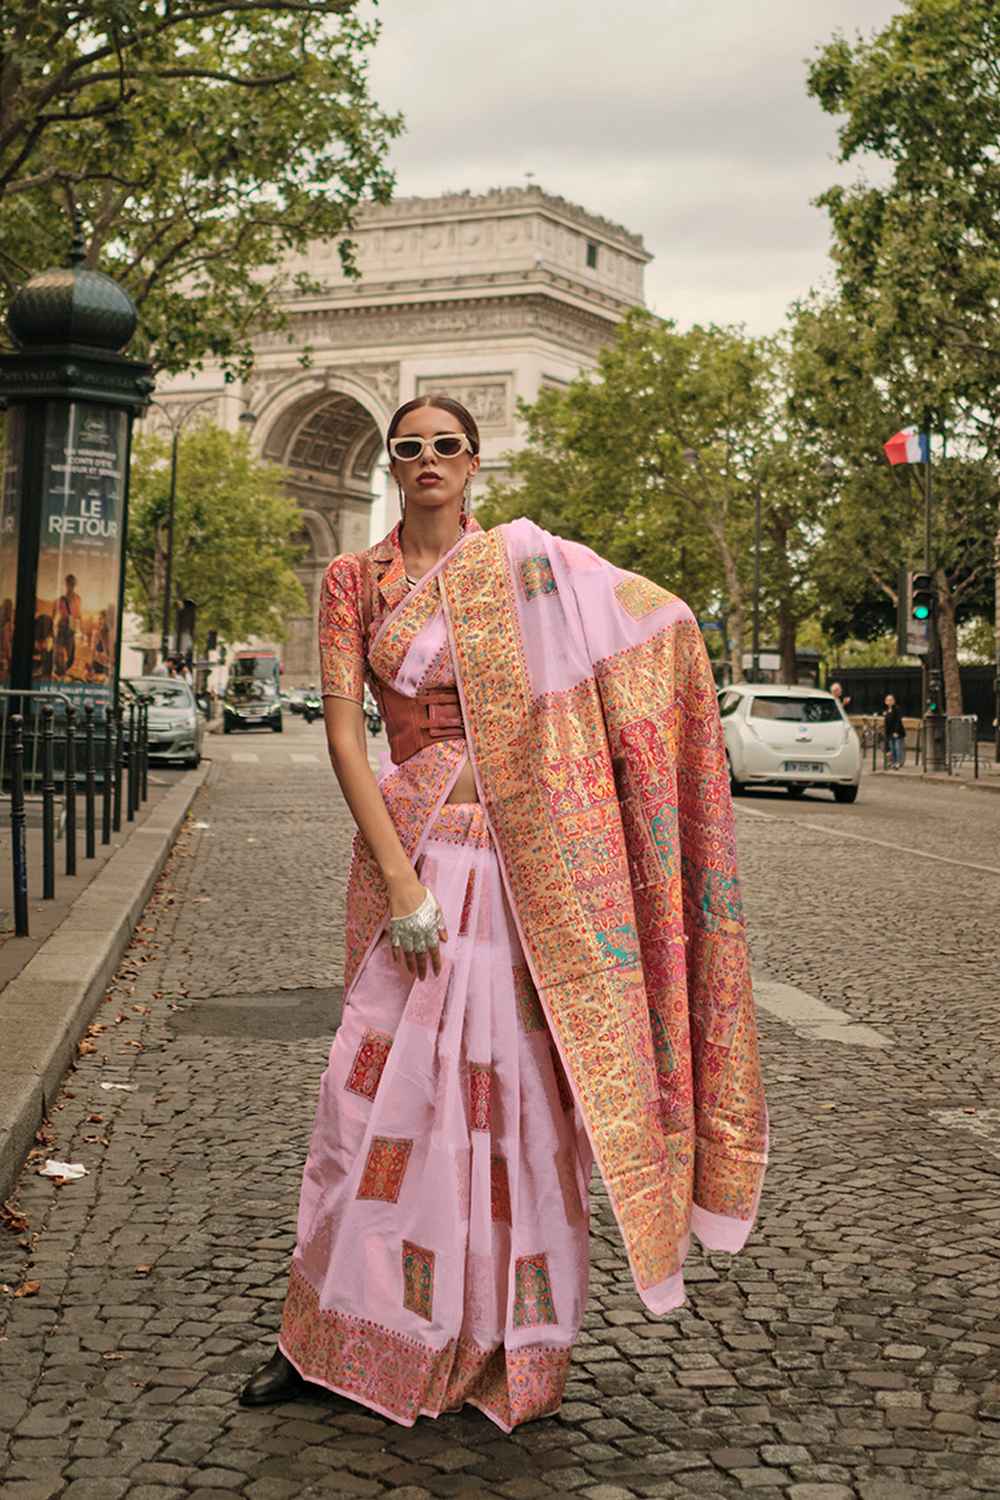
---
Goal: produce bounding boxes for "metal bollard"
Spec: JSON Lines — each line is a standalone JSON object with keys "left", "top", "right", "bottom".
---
{"left": 84, "top": 704, "right": 96, "bottom": 859}
{"left": 102, "top": 708, "right": 113, "bottom": 845}
{"left": 10, "top": 714, "right": 28, "bottom": 936}
{"left": 127, "top": 700, "right": 137, "bottom": 822}
{"left": 64, "top": 703, "right": 77, "bottom": 877}
{"left": 141, "top": 701, "right": 149, "bottom": 802}
{"left": 113, "top": 703, "right": 124, "bottom": 833}
{"left": 41, "top": 702, "right": 55, "bottom": 899}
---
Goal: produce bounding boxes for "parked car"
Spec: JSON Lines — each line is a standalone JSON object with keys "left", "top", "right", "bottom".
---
{"left": 223, "top": 679, "right": 282, "bottom": 734}
{"left": 125, "top": 676, "right": 204, "bottom": 768}
{"left": 718, "top": 683, "right": 861, "bottom": 802}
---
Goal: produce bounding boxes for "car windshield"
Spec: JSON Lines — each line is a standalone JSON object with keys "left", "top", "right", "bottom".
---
{"left": 228, "top": 680, "right": 275, "bottom": 702}
{"left": 750, "top": 696, "right": 842, "bottom": 723}
{"left": 134, "top": 681, "right": 191, "bottom": 708}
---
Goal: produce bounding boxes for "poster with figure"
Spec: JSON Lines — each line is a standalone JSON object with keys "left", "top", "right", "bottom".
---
{"left": 0, "top": 406, "right": 23, "bottom": 686}
{"left": 32, "top": 401, "right": 126, "bottom": 711}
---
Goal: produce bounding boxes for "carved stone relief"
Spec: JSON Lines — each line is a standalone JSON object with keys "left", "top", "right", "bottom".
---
{"left": 415, "top": 375, "right": 512, "bottom": 430}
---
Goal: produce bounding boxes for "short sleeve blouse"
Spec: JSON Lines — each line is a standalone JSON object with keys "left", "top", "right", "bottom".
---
{"left": 318, "top": 555, "right": 365, "bottom": 704}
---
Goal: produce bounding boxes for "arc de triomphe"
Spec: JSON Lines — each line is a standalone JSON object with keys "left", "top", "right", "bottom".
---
{"left": 155, "top": 186, "right": 650, "bottom": 681}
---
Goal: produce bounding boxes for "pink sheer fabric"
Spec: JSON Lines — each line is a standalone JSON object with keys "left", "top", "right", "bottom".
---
{"left": 280, "top": 805, "right": 592, "bottom": 1430}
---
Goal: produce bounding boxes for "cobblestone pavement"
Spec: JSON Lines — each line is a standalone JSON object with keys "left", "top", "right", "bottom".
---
{"left": 2, "top": 731, "right": 1000, "bottom": 1500}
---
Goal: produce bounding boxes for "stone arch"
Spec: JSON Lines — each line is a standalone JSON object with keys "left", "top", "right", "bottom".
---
{"left": 251, "top": 373, "right": 392, "bottom": 681}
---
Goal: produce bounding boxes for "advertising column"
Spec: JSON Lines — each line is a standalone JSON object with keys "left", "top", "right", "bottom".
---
{"left": 32, "top": 400, "right": 127, "bottom": 714}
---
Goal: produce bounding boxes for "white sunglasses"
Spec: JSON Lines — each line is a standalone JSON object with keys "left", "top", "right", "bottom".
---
{"left": 388, "top": 433, "right": 473, "bottom": 462}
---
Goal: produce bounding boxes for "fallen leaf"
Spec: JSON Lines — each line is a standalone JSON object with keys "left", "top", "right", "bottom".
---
{"left": 102, "top": 1351, "right": 126, "bottom": 1361}
{"left": 124, "top": 1040, "right": 144, "bottom": 1050}
{"left": 87, "top": 1113, "right": 104, "bottom": 1124}
{"left": 1, "top": 1202, "right": 29, "bottom": 1234}
{"left": 131, "top": 1005, "right": 151, "bottom": 1015}
{"left": 85, "top": 1023, "right": 107, "bottom": 1037}
{"left": 77, "top": 1040, "right": 97, "bottom": 1056}
{"left": 135, "top": 1265, "right": 153, "bottom": 1276}
{"left": 14, "top": 1281, "right": 40, "bottom": 1297}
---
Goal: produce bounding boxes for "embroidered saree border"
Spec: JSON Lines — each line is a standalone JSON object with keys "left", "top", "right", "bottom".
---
{"left": 440, "top": 528, "right": 766, "bottom": 1296}
{"left": 280, "top": 1266, "right": 570, "bottom": 1430}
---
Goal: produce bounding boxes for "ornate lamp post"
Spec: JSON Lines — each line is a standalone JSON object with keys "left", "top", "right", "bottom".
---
{"left": 0, "top": 235, "right": 153, "bottom": 719}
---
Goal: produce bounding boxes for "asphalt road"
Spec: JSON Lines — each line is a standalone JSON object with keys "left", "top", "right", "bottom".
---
{"left": 2, "top": 720, "right": 999, "bottom": 1500}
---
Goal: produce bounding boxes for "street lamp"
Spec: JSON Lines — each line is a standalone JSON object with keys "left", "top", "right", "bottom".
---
{"left": 146, "top": 393, "right": 256, "bottom": 661}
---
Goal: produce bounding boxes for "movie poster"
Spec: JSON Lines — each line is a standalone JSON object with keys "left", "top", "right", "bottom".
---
{"left": 0, "top": 406, "right": 23, "bottom": 686}
{"left": 32, "top": 401, "right": 126, "bottom": 711}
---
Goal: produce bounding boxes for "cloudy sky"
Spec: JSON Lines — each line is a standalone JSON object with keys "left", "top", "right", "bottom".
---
{"left": 363, "top": 0, "right": 901, "bottom": 334}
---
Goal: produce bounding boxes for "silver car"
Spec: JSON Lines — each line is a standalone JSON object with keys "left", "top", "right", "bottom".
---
{"left": 718, "top": 683, "right": 861, "bottom": 803}
{"left": 128, "top": 677, "right": 205, "bottom": 768}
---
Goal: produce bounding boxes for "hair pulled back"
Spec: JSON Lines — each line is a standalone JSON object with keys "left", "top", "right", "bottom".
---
{"left": 386, "top": 394, "right": 480, "bottom": 455}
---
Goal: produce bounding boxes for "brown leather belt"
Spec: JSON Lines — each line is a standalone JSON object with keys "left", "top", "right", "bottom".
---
{"left": 378, "top": 680, "right": 466, "bottom": 765}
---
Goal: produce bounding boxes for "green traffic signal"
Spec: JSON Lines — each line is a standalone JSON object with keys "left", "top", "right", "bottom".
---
{"left": 913, "top": 603, "right": 930, "bottom": 620}
{"left": 910, "top": 570, "right": 934, "bottom": 623}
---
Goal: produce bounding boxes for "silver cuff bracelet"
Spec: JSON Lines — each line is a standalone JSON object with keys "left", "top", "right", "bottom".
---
{"left": 389, "top": 887, "right": 442, "bottom": 954}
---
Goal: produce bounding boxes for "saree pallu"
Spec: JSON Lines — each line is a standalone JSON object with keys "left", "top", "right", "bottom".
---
{"left": 280, "top": 803, "right": 593, "bottom": 1431}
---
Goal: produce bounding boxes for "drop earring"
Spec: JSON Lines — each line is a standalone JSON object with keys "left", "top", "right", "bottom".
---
{"left": 397, "top": 481, "right": 406, "bottom": 520}
{"left": 463, "top": 479, "right": 471, "bottom": 515}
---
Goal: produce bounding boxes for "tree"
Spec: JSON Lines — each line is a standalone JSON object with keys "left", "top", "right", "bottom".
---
{"left": 126, "top": 423, "right": 306, "bottom": 651}
{"left": 0, "top": 1, "right": 401, "bottom": 376}
{"left": 479, "top": 310, "right": 825, "bottom": 684}
{"left": 808, "top": 0, "right": 1000, "bottom": 442}
{"left": 786, "top": 293, "right": 997, "bottom": 714}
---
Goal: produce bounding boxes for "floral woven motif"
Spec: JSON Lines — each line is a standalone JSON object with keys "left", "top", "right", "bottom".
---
{"left": 344, "top": 1030, "right": 393, "bottom": 1101}
{"left": 469, "top": 1064, "right": 493, "bottom": 1132}
{"left": 513, "top": 1253, "right": 558, "bottom": 1328}
{"left": 614, "top": 573, "right": 673, "bottom": 620}
{"left": 356, "top": 1136, "right": 413, "bottom": 1203}
{"left": 490, "top": 1154, "right": 512, "bottom": 1225}
{"left": 519, "top": 553, "right": 558, "bottom": 600}
{"left": 513, "top": 964, "right": 546, "bottom": 1032}
{"left": 550, "top": 1041, "right": 575, "bottom": 1113}
{"left": 402, "top": 1240, "right": 435, "bottom": 1321}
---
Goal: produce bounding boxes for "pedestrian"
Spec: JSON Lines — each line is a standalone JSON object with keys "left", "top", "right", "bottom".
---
{"left": 830, "top": 680, "right": 851, "bottom": 712}
{"left": 883, "top": 693, "right": 906, "bottom": 769}
{"left": 240, "top": 395, "right": 768, "bottom": 1430}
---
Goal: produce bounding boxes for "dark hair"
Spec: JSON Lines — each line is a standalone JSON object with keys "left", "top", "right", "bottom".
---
{"left": 386, "top": 394, "right": 480, "bottom": 455}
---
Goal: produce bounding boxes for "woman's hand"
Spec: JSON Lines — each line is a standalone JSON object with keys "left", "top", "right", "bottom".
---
{"left": 387, "top": 875, "right": 448, "bottom": 980}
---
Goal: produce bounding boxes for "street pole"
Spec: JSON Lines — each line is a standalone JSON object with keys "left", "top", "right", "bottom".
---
{"left": 751, "top": 487, "right": 762, "bottom": 684}
{"left": 160, "top": 426, "right": 179, "bottom": 661}
{"left": 923, "top": 438, "right": 947, "bottom": 773}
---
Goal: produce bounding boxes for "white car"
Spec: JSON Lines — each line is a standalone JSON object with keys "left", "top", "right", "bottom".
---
{"left": 718, "top": 683, "right": 861, "bottom": 803}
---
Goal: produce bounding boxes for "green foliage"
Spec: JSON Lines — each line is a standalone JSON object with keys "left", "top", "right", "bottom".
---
{"left": 479, "top": 310, "right": 828, "bottom": 680}
{"left": 807, "top": 0, "right": 1000, "bottom": 442}
{"left": 0, "top": 1, "right": 401, "bottom": 376}
{"left": 126, "top": 423, "right": 306, "bottom": 650}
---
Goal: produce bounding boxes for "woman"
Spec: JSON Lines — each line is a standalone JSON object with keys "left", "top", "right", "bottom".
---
{"left": 240, "top": 396, "right": 768, "bottom": 1430}
{"left": 883, "top": 693, "right": 906, "bottom": 770}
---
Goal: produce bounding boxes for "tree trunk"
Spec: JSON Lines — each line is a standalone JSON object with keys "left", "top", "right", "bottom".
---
{"left": 935, "top": 573, "right": 963, "bottom": 717}
{"left": 995, "top": 512, "right": 1000, "bottom": 761}
{"left": 711, "top": 524, "right": 745, "bottom": 683}
{"left": 778, "top": 604, "right": 797, "bottom": 685}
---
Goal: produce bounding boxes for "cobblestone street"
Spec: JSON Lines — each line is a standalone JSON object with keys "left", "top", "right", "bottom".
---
{"left": 2, "top": 720, "right": 999, "bottom": 1500}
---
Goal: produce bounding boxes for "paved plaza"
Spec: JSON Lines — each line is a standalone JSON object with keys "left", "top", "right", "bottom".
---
{"left": 2, "top": 719, "right": 999, "bottom": 1500}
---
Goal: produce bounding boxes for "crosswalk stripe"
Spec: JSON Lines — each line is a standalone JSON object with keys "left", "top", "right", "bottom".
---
{"left": 291, "top": 753, "right": 320, "bottom": 765}
{"left": 230, "top": 752, "right": 260, "bottom": 764}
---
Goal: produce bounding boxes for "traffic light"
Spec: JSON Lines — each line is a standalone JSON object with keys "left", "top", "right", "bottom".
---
{"left": 910, "top": 571, "right": 934, "bottom": 622}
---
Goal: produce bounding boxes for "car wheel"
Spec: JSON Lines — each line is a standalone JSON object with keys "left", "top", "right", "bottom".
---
{"left": 223, "top": 722, "right": 231, "bottom": 734}
{"left": 833, "top": 785, "right": 859, "bottom": 804}
{"left": 786, "top": 785, "right": 806, "bottom": 799}
{"left": 726, "top": 752, "right": 744, "bottom": 796}
{"left": 185, "top": 753, "right": 201, "bottom": 769}
{"left": 272, "top": 720, "right": 283, "bottom": 733}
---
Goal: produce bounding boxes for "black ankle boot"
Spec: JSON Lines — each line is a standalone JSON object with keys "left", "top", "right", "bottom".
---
{"left": 239, "top": 1347, "right": 306, "bottom": 1406}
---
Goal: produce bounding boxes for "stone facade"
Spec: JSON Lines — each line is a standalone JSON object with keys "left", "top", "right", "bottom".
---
{"left": 152, "top": 187, "right": 650, "bottom": 680}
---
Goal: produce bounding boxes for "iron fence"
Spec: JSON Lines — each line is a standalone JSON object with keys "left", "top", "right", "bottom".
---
{"left": 0, "top": 690, "right": 150, "bottom": 937}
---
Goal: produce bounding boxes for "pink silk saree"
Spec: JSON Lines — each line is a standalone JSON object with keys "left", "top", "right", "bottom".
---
{"left": 339, "top": 518, "right": 768, "bottom": 1314}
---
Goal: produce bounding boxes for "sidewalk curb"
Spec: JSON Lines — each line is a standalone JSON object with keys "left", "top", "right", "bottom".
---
{"left": 873, "top": 769, "right": 1000, "bottom": 795}
{"left": 0, "top": 764, "right": 209, "bottom": 1203}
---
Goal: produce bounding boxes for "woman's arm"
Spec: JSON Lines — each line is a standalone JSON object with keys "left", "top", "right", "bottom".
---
{"left": 324, "top": 695, "right": 447, "bottom": 978}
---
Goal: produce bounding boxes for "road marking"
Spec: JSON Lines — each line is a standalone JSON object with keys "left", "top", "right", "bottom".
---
{"left": 230, "top": 752, "right": 260, "bottom": 764}
{"left": 752, "top": 973, "right": 891, "bottom": 1049}
{"left": 736, "top": 805, "right": 1000, "bottom": 878}
{"left": 290, "top": 753, "right": 320, "bottom": 765}
{"left": 931, "top": 1108, "right": 1000, "bottom": 1159}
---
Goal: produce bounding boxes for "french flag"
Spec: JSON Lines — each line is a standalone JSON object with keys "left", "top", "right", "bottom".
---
{"left": 883, "top": 428, "right": 929, "bottom": 465}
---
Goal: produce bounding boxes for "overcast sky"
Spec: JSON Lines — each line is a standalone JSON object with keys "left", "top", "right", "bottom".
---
{"left": 363, "top": 0, "right": 901, "bottom": 334}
